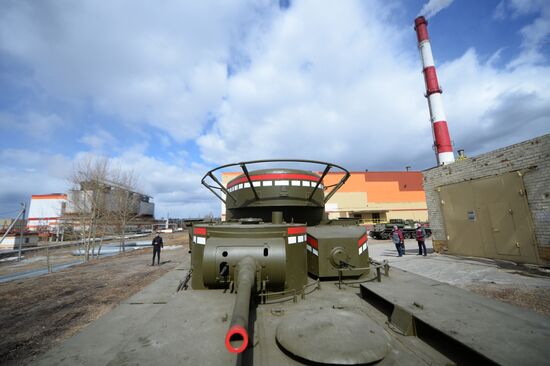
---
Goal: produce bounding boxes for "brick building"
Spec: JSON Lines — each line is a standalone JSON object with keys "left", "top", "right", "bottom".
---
{"left": 423, "top": 134, "right": 550, "bottom": 265}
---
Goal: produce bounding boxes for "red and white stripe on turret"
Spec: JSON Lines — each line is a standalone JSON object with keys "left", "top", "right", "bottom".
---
{"left": 414, "top": 16, "right": 455, "bottom": 165}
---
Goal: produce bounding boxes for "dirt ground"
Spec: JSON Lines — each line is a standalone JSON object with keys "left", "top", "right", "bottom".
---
{"left": 468, "top": 284, "right": 550, "bottom": 316}
{"left": 0, "top": 232, "right": 188, "bottom": 366}
{"left": 0, "top": 233, "right": 185, "bottom": 277}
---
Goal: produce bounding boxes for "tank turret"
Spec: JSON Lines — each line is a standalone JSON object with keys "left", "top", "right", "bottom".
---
{"left": 201, "top": 159, "right": 350, "bottom": 226}
{"left": 225, "top": 168, "right": 325, "bottom": 224}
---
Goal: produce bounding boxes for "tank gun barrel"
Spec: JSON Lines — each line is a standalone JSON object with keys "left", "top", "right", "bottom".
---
{"left": 225, "top": 256, "right": 257, "bottom": 354}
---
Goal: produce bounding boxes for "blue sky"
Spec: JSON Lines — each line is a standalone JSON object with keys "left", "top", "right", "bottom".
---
{"left": 1, "top": 0, "right": 549, "bottom": 218}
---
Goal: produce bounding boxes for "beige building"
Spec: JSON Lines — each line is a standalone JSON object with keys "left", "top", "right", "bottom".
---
{"left": 0, "top": 232, "right": 39, "bottom": 250}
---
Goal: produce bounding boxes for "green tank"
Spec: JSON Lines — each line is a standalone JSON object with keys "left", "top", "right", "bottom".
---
{"left": 370, "top": 220, "right": 432, "bottom": 240}
{"left": 193, "top": 159, "right": 372, "bottom": 352}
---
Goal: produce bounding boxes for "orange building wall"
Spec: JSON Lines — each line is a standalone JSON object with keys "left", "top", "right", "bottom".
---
{"left": 323, "top": 172, "right": 426, "bottom": 203}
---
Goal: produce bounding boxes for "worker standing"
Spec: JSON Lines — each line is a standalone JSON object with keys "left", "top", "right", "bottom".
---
{"left": 151, "top": 232, "right": 163, "bottom": 266}
{"left": 391, "top": 226, "right": 405, "bottom": 257}
{"left": 415, "top": 223, "right": 427, "bottom": 256}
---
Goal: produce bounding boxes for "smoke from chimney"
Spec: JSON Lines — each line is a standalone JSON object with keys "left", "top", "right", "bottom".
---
{"left": 418, "top": 0, "right": 455, "bottom": 19}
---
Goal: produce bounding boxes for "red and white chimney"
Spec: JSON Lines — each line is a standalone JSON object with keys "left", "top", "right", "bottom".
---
{"left": 414, "top": 16, "right": 455, "bottom": 165}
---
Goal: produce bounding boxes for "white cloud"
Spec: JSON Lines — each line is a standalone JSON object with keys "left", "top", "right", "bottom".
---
{"left": 0, "top": 0, "right": 275, "bottom": 142}
{"left": 0, "top": 147, "right": 219, "bottom": 218}
{"left": 79, "top": 129, "right": 116, "bottom": 151}
{"left": 0, "top": 149, "right": 72, "bottom": 213}
{"left": 0, "top": 112, "right": 65, "bottom": 141}
{"left": 0, "top": 0, "right": 549, "bottom": 217}
{"left": 439, "top": 49, "right": 550, "bottom": 154}
{"left": 72, "top": 150, "right": 218, "bottom": 218}
{"left": 493, "top": 0, "right": 550, "bottom": 67}
{"left": 198, "top": 0, "right": 550, "bottom": 170}
{"left": 493, "top": 1, "right": 507, "bottom": 20}
{"left": 199, "top": 1, "right": 428, "bottom": 169}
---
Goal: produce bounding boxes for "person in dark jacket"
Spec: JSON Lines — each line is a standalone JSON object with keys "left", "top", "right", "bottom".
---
{"left": 391, "top": 226, "right": 405, "bottom": 257}
{"left": 415, "top": 223, "right": 427, "bottom": 256}
{"left": 151, "top": 233, "right": 164, "bottom": 266}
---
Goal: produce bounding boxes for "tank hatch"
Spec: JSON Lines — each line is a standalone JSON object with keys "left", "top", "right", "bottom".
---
{"left": 276, "top": 309, "right": 389, "bottom": 365}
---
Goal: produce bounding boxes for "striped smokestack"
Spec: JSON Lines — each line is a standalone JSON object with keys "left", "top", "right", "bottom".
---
{"left": 414, "top": 16, "right": 455, "bottom": 165}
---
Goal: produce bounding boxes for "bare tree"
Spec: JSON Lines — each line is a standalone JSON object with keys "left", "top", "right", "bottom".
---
{"left": 65, "top": 156, "right": 111, "bottom": 261}
{"left": 110, "top": 168, "right": 141, "bottom": 252}
{"left": 64, "top": 156, "right": 144, "bottom": 260}
{"left": 36, "top": 220, "right": 53, "bottom": 273}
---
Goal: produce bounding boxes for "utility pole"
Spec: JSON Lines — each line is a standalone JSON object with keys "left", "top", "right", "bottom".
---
{"left": 18, "top": 202, "right": 26, "bottom": 261}
{"left": 0, "top": 203, "right": 27, "bottom": 260}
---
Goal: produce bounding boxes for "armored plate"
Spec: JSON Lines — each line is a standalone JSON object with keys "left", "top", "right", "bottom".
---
{"left": 276, "top": 309, "right": 389, "bottom": 365}
{"left": 306, "top": 225, "right": 369, "bottom": 278}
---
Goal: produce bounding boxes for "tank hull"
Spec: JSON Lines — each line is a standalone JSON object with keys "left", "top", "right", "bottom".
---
{"left": 191, "top": 222, "right": 308, "bottom": 292}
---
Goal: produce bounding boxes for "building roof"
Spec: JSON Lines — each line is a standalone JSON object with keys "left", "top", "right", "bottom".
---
{"left": 78, "top": 180, "right": 152, "bottom": 199}
{"left": 31, "top": 194, "right": 67, "bottom": 200}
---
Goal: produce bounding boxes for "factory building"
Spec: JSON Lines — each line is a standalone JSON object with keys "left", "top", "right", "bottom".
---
{"left": 423, "top": 134, "right": 550, "bottom": 266}
{"left": 27, "top": 194, "right": 67, "bottom": 231}
{"left": 221, "top": 171, "right": 428, "bottom": 225}
{"left": 64, "top": 180, "right": 154, "bottom": 218}
{"left": 27, "top": 181, "right": 154, "bottom": 232}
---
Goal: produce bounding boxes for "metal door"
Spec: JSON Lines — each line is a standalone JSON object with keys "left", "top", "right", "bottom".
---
{"left": 439, "top": 172, "right": 538, "bottom": 263}
{"left": 439, "top": 181, "right": 484, "bottom": 257}
{"left": 487, "top": 201, "right": 520, "bottom": 256}
{"left": 473, "top": 172, "right": 537, "bottom": 261}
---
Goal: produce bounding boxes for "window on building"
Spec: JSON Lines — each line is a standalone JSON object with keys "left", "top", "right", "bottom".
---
{"left": 372, "top": 213, "right": 381, "bottom": 223}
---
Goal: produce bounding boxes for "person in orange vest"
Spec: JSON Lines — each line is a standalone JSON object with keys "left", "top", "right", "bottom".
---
{"left": 415, "top": 223, "right": 427, "bottom": 256}
{"left": 391, "top": 226, "right": 405, "bottom": 257}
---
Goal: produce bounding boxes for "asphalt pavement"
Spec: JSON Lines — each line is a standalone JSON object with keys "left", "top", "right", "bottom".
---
{"left": 368, "top": 238, "right": 550, "bottom": 290}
